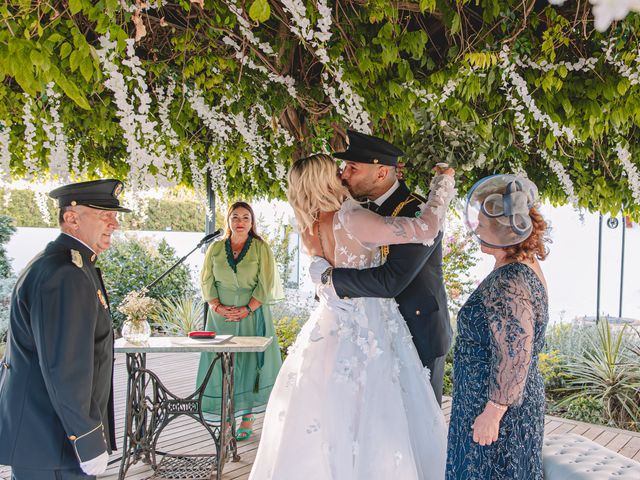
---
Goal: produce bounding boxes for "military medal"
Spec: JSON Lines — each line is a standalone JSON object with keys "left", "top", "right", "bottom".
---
{"left": 70, "top": 249, "right": 83, "bottom": 268}
{"left": 97, "top": 289, "right": 108, "bottom": 309}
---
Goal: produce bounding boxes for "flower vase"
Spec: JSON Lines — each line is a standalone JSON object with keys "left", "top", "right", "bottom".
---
{"left": 122, "top": 317, "right": 151, "bottom": 345}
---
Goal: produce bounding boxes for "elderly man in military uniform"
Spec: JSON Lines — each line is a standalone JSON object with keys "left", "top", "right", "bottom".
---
{"left": 0, "top": 179, "right": 131, "bottom": 479}
{"left": 311, "top": 130, "right": 452, "bottom": 405}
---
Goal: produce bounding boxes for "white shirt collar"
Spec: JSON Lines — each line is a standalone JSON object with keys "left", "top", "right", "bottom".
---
{"left": 62, "top": 232, "right": 97, "bottom": 255}
{"left": 373, "top": 179, "right": 400, "bottom": 206}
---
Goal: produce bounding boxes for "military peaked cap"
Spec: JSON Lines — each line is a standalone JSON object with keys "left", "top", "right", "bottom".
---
{"left": 333, "top": 129, "right": 404, "bottom": 166}
{"left": 49, "top": 179, "right": 132, "bottom": 212}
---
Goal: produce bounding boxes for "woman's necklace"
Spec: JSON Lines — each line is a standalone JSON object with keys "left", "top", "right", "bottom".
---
{"left": 231, "top": 237, "right": 247, "bottom": 257}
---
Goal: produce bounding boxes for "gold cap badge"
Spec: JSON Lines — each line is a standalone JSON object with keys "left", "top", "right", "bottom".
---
{"left": 97, "top": 290, "right": 108, "bottom": 309}
{"left": 70, "top": 250, "right": 83, "bottom": 268}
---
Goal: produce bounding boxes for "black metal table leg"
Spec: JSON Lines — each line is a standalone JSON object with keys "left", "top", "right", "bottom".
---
{"left": 117, "top": 351, "right": 237, "bottom": 480}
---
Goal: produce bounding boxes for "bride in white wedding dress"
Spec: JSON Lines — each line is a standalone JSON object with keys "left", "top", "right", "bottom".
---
{"left": 248, "top": 154, "right": 455, "bottom": 480}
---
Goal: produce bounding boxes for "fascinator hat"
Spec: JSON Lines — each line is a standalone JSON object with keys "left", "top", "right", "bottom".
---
{"left": 465, "top": 174, "right": 539, "bottom": 248}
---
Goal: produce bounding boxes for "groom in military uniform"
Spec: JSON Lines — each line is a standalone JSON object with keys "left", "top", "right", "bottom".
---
{"left": 0, "top": 179, "right": 131, "bottom": 479}
{"left": 311, "top": 130, "right": 452, "bottom": 405}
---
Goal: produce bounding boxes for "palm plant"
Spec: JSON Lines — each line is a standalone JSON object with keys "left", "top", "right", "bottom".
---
{"left": 151, "top": 296, "right": 205, "bottom": 336}
{"left": 559, "top": 318, "right": 640, "bottom": 430}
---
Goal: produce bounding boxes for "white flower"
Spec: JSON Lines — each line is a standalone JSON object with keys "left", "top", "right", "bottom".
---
{"left": 616, "top": 143, "right": 640, "bottom": 206}
{"left": 0, "top": 121, "right": 11, "bottom": 183}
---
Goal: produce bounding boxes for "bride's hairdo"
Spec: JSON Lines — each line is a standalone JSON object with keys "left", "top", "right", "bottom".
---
{"left": 287, "top": 154, "right": 350, "bottom": 233}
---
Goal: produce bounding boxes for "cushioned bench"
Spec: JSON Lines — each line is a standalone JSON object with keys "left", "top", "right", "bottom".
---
{"left": 543, "top": 433, "right": 640, "bottom": 479}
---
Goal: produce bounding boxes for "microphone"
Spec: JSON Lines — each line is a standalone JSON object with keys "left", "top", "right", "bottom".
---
{"left": 144, "top": 229, "right": 224, "bottom": 291}
{"left": 197, "top": 229, "right": 223, "bottom": 248}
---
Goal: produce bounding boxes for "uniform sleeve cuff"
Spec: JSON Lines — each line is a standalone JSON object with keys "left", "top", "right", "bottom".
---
{"left": 70, "top": 423, "right": 108, "bottom": 463}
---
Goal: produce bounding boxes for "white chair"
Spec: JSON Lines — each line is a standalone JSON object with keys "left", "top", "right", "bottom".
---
{"left": 543, "top": 433, "right": 640, "bottom": 479}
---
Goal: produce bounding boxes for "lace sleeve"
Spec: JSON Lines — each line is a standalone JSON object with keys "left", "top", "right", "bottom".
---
{"left": 484, "top": 266, "right": 536, "bottom": 406}
{"left": 339, "top": 174, "right": 455, "bottom": 249}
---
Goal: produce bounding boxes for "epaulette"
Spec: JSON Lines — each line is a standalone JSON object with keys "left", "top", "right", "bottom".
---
{"left": 410, "top": 192, "right": 427, "bottom": 203}
{"left": 70, "top": 249, "right": 83, "bottom": 268}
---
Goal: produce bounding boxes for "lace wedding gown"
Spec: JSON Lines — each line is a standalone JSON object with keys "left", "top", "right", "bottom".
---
{"left": 248, "top": 175, "right": 455, "bottom": 480}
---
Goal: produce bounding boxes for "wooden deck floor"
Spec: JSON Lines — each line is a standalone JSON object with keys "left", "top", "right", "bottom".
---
{"left": 2, "top": 351, "right": 640, "bottom": 479}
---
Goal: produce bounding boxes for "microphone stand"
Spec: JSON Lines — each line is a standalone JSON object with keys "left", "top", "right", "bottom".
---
{"left": 144, "top": 230, "right": 223, "bottom": 291}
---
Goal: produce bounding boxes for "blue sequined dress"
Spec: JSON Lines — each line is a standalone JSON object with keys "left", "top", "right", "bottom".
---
{"left": 446, "top": 262, "right": 548, "bottom": 480}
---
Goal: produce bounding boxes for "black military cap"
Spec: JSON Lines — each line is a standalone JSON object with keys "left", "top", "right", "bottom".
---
{"left": 333, "top": 129, "right": 404, "bottom": 166}
{"left": 49, "top": 179, "right": 132, "bottom": 212}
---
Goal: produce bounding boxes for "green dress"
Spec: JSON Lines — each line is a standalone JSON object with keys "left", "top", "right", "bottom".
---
{"left": 196, "top": 235, "right": 284, "bottom": 422}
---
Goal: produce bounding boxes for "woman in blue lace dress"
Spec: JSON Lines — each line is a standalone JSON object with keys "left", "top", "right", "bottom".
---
{"left": 446, "top": 175, "right": 550, "bottom": 480}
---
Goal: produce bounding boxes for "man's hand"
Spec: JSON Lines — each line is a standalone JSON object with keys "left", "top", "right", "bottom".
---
{"left": 309, "top": 256, "right": 332, "bottom": 284}
{"left": 80, "top": 451, "right": 109, "bottom": 476}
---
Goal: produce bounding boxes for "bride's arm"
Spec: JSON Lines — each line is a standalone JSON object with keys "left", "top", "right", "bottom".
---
{"left": 340, "top": 173, "right": 456, "bottom": 248}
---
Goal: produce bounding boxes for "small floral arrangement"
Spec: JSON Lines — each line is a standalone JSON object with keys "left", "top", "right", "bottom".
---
{"left": 117, "top": 288, "right": 159, "bottom": 322}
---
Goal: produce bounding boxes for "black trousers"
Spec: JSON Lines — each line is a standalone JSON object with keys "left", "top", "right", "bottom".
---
{"left": 425, "top": 354, "right": 446, "bottom": 406}
{"left": 11, "top": 467, "right": 93, "bottom": 480}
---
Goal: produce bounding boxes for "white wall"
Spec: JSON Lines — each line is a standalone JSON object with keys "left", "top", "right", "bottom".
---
{"left": 5, "top": 201, "right": 639, "bottom": 323}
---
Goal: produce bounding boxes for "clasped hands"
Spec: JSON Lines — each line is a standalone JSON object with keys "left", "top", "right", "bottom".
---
{"left": 211, "top": 302, "right": 250, "bottom": 322}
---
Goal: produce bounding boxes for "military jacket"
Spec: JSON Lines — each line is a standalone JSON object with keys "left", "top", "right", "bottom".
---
{"left": 332, "top": 182, "right": 452, "bottom": 363}
{"left": 0, "top": 234, "right": 115, "bottom": 469}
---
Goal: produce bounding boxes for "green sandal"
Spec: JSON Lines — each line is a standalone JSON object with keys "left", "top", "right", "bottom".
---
{"left": 236, "top": 415, "right": 255, "bottom": 441}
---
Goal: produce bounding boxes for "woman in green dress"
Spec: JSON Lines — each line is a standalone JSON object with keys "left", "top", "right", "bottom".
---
{"left": 196, "top": 201, "right": 284, "bottom": 441}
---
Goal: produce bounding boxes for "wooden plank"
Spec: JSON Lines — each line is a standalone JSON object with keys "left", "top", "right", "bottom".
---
{"left": 606, "top": 433, "right": 633, "bottom": 453}
{"left": 619, "top": 437, "right": 640, "bottom": 459}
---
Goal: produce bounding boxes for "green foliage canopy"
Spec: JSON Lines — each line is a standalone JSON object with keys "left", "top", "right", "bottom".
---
{"left": 0, "top": 2, "right": 640, "bottom": 215}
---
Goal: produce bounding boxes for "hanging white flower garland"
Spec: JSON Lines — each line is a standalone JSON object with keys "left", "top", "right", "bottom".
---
{"left": 97, "top": 34, "right": 181, "bottom": 192}
{"left": 615, "top": 143, "right": 640, "bottom": 206}
{"left": 539, "top": 148, "right": 579, "bottom": 207}
{"left": 279, "top": 0, "right": 371, "bottom": 133}
{"left": 0, "top": 121, "right": 10, "bottom": 183}
{"left": 226, "top": 0, "right": 276, "bottom": 56}
{"left": 602, "top": 38, "right": 640, "bottom": 85}
{"left": 22, "top": 95, "right": 39, "bottom": 180}
{"left": 222, "top": 36, "right": 298, "bottom": 99}
{"left": 42, "top": 82, "right": 70, "bottom": 182}
{"left": 500, "top": 45, "right": 576, "bottom": 143}
{"left": 69, "top": 142, "right": 87, "bottom": 179}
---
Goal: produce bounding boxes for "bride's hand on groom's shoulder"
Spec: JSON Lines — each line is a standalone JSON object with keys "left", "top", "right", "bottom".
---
{"left": 432, "top": 163, "right": 455, "bottom": 177}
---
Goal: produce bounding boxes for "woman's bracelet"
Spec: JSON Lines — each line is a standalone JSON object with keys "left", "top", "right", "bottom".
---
{"left": 488, "top": 400, "right": 508, "bottom": 412}
{"left": 245, "top": 305, "right": 252, "bottom": 315}
{"left": 213, "top": 304, "right": 221, "bottom": 313}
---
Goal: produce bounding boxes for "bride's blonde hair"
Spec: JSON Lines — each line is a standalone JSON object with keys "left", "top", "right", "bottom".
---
{"left": 287, "top": 154, "right": 350, "bottom": 234}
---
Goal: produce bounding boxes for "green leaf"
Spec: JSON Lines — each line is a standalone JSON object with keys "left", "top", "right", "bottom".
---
{"left": 56, "top": 74, "right": 90, "bottom": 110}
{"left": 80, "top": 56, "right": 93, "bottom": 82}
{"left": 47, "top": 33, "right": 64, "bottom": 44}
{"left": 69, "top": 50, "right": 80, "bottom": 72}
{"left": 545, "top": 132, "right": 556, "bottom": 149}
{"left": 248, "top": 0, "right": 270, "bottom": 23}
{"left": 419, "top": 0, "right": 436, "bottom": 12}
{"left": 617, "top": 79, "right": 629, "bottom": 96}
{"left": 381, "top": 45, "right": 398, "bottom": 65}
{"left": 60, "top": 42, "right": 72, "bottom": 59}
{"left": 450, "top": 13, "right": 461, "bottom": 35}
{"left": 69, "top": 0, "right": 82, "bottom": 15}
{"left": 105, "top": 0, "right": 118, "bottom": 16}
